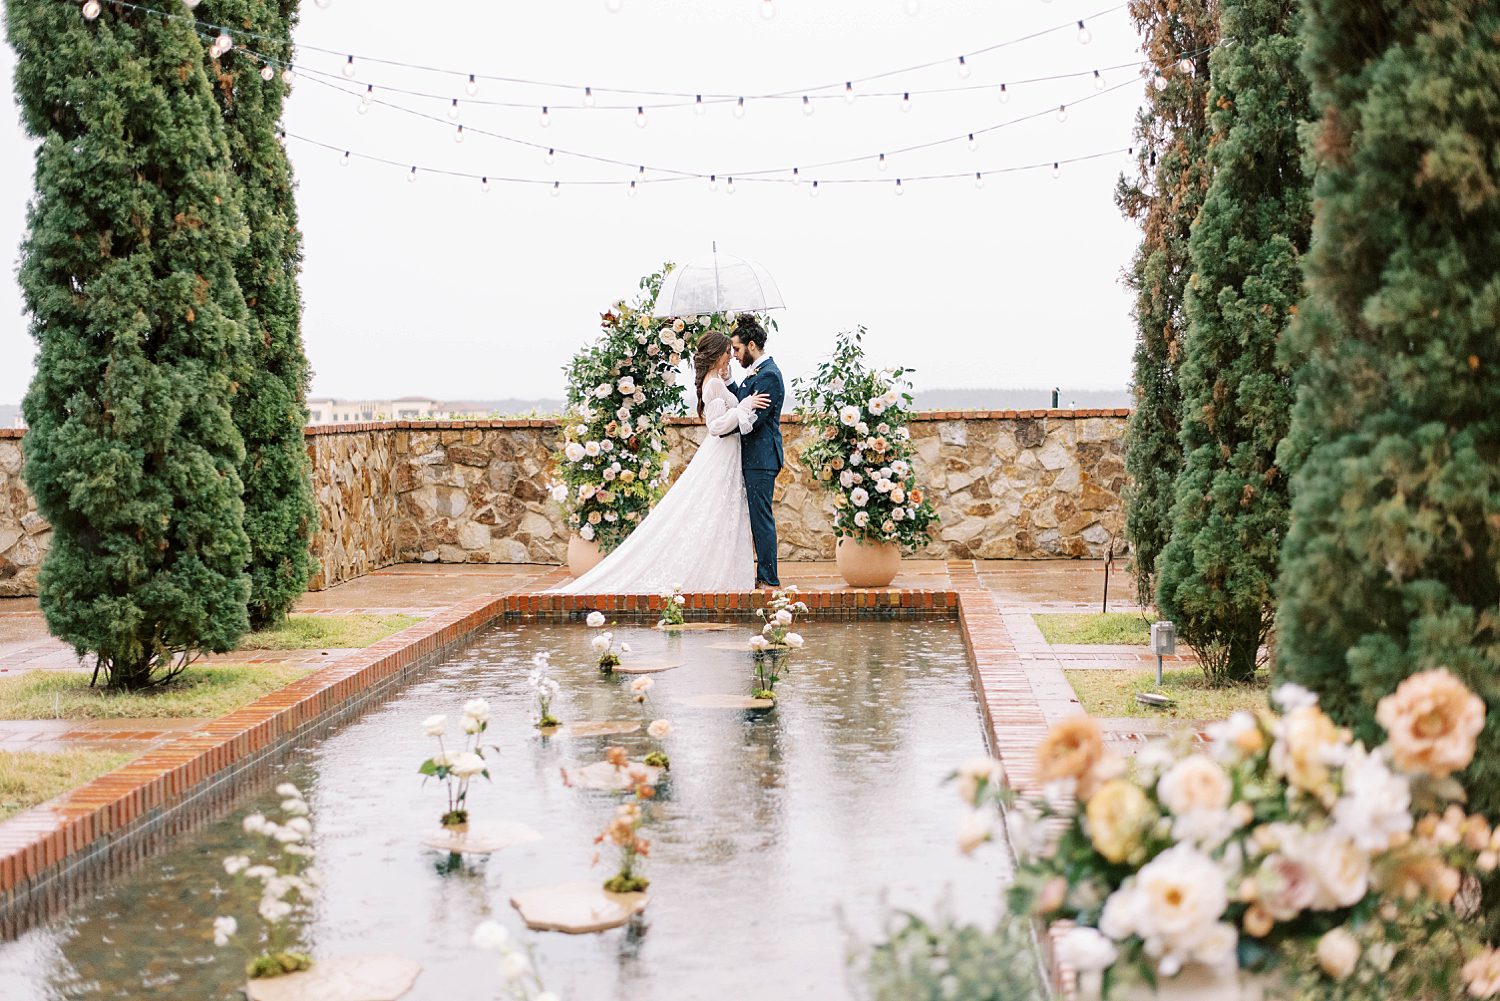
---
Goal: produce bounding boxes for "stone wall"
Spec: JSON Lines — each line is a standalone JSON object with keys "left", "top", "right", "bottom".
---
{"left": 0, "top": 410, "right": 1128, "bottom": 596}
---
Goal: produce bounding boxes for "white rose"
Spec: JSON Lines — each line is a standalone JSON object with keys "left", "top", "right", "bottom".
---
{"left": 471, "top": 920, "right": 510, "bottom": 951}
{"left": 1056, "top": 926, "right": 1118, "bottom": 973}
{"left": 850, "top": 487, "right": 869, "bottom": 507}
{"left": 586, "top": 611, "right": 606, "bottom": 627}
{"left": 423, "top": 715, "right": 447, "bottom": 737}
{"left": 839, "top": 405, "right": 860, "bottom": 427}
{"left": 868, "top": 397, "right": 888, "bottom": 416}
{"left": 957, "top": 808, "right": 992, "bottom": 854}
{"left": 591, "top": 634, "right": 610, "bottom": 653}
{"left": 648, "top": 719, "right": 673, "bottom": 739}
{"left": 617, "top": 377, "right": 636, "bottom": 395}
{"left": 854, "top": 511, "right": 870, "bottom": 528}
{"left": 955, "top": 756, "right": 1005, "bottom": 805}
{"left": 259, "top": 899, "right": 293, "bottom": 924}
{"left": 584, "top": 441, "right": 601, "bottom": 457}
{"left": 849, "top": 451, "right": 863, "bottom": 466}
{"left": 890, "top": 487, "right": 906, "bottom": 504}
{"left": 500, "top": 951, "right": 531, "bottom": 982}
{"left": 212, "top": 915, "right": 238, "bottom": 947}
{"left": 579, "top": 524, "right": 595, "bottom": 541}
{"left": 463, "top": 699, "right": 491, "bottom": 723}
{"left": 1316, "top": 927, "right": 1361, "bottom": 980}
{"left": 1302, "top": 830, "right": 1370, "bottom": 909}
{"left": 1156, "top": 754, "right": 1231, "bottom": 816}
{"left": 784, "top": 632, "right": 804, "bottom": 648}
{"left": 875, "top": 478, "right": 892, "bottom": 493}
{"left": 1133, "top": 845, "right": 1228, "bottom": 947}
{"left": 892, "top": 508, "right": 905, "bottom": 522}
{"left": 1099, "top": 885, "right": 1140, "bottom": 940}
{"left": 222, "top": 855, "right": 250, "bottom": 876}
{"left": 594, "top": 383, "right": 611, "bottom": 398}
{"left": 856, "top": 421, "right": 870, "bottom": 436}
{"left": 550, "top": 484, "right": 568, "bottom": 502}
{"left": 630, "top": 677, "right": 654, "bottom": 694}
{"left": 748, "top": 635, "right": 770, "bottom": 651}
{"left": 450, "top": 752, "right": 487, "bottom": 779}
{"left": 839, "top": 470, "right": 855, "bottom": 488}
{"left": 774, "top": 609, "right": 793, "bottom": 625}
{"left": 1331, "top": 744, "right": 1412, "bottom": 853}
{"left": 462, "top": 714, "right": 484, "bottom": 735}
{"left": 564, "top": 442, "right": 585, "bottom": 462}
{"left": 275, "top": 783, "right": 301, "bottom": 798}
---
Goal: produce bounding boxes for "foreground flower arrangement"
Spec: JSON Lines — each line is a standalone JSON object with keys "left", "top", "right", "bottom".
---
{"left": 529, "top": 652, "right": 562, "bottom": 729}
{"left": 472, "top": 921, "right": 559, "bottom": 1001}
{"left": 419, "top": 701, "right": 497, "bottom": 830}
{"left": 213, "top": 784, "right": 319, "bottom": 979}
{"left": 593, "top": 746, "right": 655, "bottom": 893}
{"left": 960, "top": 670, "right": 1500, "bottom": 1000}
{"left": 747, "top": 587, "right": 808, "bottom": 700}
{"left": 551, "top": 265, "right": 727, "bottom": 552}
{"left": 592, "top": 630, "right": 628, "bottom": 673}
{"left": 657, "top": 583, "right": 687, "bottom": 627}
{"left": 792, "top": 327, "right": 938, "bottom": 551}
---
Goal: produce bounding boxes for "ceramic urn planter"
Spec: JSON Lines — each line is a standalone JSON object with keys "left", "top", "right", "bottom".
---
{"left": 567, "top": 535, "right": 603, "bottom": 577}
{"left": 835, "top": 537, "right": 901, "bottom": 588}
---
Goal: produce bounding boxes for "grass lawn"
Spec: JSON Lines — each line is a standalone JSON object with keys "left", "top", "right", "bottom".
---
{"left": 0, "top": 664, "right": 313, "bottom": 720}
{"left": 0, "top": 749, "right": 136, "bottom": 821}
{"left": 239, "top": 613, "right": 420, "bottom": 651}
{"left": 1065, "top": 667, "right": 1269, "bottom": 721}
{"left": 1034, "top": 612, "right": 1152, "bottom": 646}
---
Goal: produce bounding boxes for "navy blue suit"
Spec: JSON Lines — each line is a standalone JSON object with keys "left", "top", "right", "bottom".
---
{"left": 730, "top": 357, "right": 784, "bottom": 587}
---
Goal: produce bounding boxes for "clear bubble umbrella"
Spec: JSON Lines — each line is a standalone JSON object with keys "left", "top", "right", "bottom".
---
{"left": 651, "top": 243, "right": 786, "bottom": 317}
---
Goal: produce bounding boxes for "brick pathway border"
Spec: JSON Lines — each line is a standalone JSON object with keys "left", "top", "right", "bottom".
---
{"left": 0, "top": 564, "right": 1052, "bottom": 940}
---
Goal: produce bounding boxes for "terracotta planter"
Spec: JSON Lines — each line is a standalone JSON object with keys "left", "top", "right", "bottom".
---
{"left": 567, "top": 535, "right": 603, "bottom": 577}
{"left": 835, "top": 537, "right": 901, "bottom": 588}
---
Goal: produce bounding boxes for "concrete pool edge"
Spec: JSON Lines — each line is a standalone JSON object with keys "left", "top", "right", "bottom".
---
{"left": 0, "top": 567, "right": 1051, "bottom": 947}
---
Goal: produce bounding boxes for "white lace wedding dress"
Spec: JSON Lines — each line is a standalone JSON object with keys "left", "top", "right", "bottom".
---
{"left": 555, "top": 376, "right": 757, "bottom": 594}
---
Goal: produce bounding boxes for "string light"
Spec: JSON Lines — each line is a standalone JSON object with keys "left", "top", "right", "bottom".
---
{"left": 708, "top": 174, "right": 718, "bottom": 191}
{"left": 407, "top": 165, "right": 417, "bottom": 183}
{"left": 628, "top": 180, "right": 638, "bottom": 197}
{"left": 1153, "top": 70, "right": 1168, "bottom": 91}
{"left": 281, "top": 68, "right": 295, "bottom": 84}
{"left": 481, "top": 176, "right": 490, "bottom": 192}
{"left": 447, "top": 98, "right": 460, "bottom": 120}
{"left": 1179, "top": 57, "right": 1195, "bottom": 74}
{"left": 584, "top": 86, "right": 595, "bottom": 107}
{"left": 878, "top": 153, "right": 888, "bottom": 172}
{"left": 636, "top": 106, "right": 647, "bottom": 127}
{"left": 454, "top": 124, "right": 464, "bottom": 142}
{"left": 1057, "top": 104, "right": 1068, "bottom": 122}
{"left": 974, "top": 171, "right": 984, "bottom": 189}
{"left": 260, "top": 65, "right": 275, "bottom": 81}
{"left": 694, "top": 95, "right": 706, "bottom": 115}
{"left": 900, "top": 91, "right": 911, "bottom": 112}
{"left": 539, "top": 105, "right": 550, "bottom": 127}
{"left": 844, "top": 82, "right": 855, "bottom": 104}
{"left": 340, "top": 150, "right": 350, "bottom": 166}
{"left": 967, "top": 133, "right": 977, "bottom": 151}
{"left": 1052, "top": 161, "right": 1061, "bottom": 178}
{"left": 734, "top": 97, "right": 746, "bottom": 118}
{"left": 998, "top": 83, "right": 1010, "bottom": 102}
{"left": 810, "top": 180, "right": 820, "bottom": 197}
{"left": 1093, "top": 70, "right": 1105, "bottom": 90}
{"left": 465, "top": 74, "right": 478, "bottom": 96}
{"left": 1076, "top": 20, "right": 1092, "bottom": 44}
{"left": 551, "top": 180, "right": 561, "bottom": 196}
{"left": 726, "top": 176, "right": 736, "bottom": 194}
{"left": 341, "top": 54, "right": 355, "bottom": 78}
{"left": 802, "top": 95, "right": 813, "bottom": 116}
{"left": 545, "top": 148, "right": 555, "bottom": 165}
{"left": 895, "top": 178, "right": 905, "bottom": 195}
{"left": 957, "top": 56, "right": 970, "bottom": 79}
{"left": 792, "top": 167, "right": 801, "bottom": 185}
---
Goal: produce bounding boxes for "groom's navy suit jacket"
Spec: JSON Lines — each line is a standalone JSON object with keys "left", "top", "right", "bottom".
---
{"left": 730, "top": 357, "right": 785, "bottom": 472}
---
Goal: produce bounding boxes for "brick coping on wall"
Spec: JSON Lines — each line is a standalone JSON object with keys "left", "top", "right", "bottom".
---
{"left": 0, "top": 569, "right": 1048, "bottom": 940}
{"left": 0, "top": 408, "right": 1131, "bottom": 440}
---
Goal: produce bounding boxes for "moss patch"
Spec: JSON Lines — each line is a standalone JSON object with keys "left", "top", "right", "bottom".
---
{"left": 1034, "top": 612, "right": 1152, "bottom": 646}
{"left": 0, "top": 748, "right": 136, "bottom": 821}
{"left": 0, "top": 664, "right": 313, "bottom": 720}
{"left": 239, "top": 613, "right": 420, "bottom": 651}
{"left": 1065, "top": 667, "right": 1269, "bottom": 720}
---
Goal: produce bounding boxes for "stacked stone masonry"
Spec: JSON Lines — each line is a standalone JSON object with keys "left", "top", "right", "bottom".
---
{"left": 0, "top": 410, "right": 1127, "bottom": 595}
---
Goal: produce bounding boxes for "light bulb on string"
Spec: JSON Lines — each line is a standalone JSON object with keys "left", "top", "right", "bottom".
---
{"left": 734, "top": 97, "right": 746, "bottom": 118}
{"left": 342, "top": 54, "right": 356, "bottom": 78}
{"left": 998, "top": 83, "right": 1010, "bottom": 103}
{"left": 877, "top": 153, "right": 888, "bottom": 171}
{"left": 791, "top": 167, "right": 801, "bottom": 186}
{"left": 726, "top": 177, "right": 736, "bottom": 195}
{"left": 810, "top": 180, "right": 820, "bottom": 198}
{"left": 407, "top": 166, "right": 417, "bottom": 183}
{"left": 281, "top": 68, "right": 295, "bottom": 84}
{"left": 708, "top": 174, "right": 718, "bottom": 192}
{"left": 1057, "top": 104, "right": 1068, "bottom": 122}
{"left": 454, "top": 125, "right": 464, "bottom": 143}
{"left": 539, "top": 106, "right": 550, "bottom": 127}
{"left": 545, "top": 148, "right": 555, "bottom": 165}
{"left": 1076, "top": 20, "right": 1091, "bottom": 44}
{"left": 636, "top": 106, "right": 647, "bottom": 128}
{"left": 481, "top": 176, "right": 490, "bottom": 192}
{"left": 957, "top": 56, "right": 970, "bottom": 78}
{"left": 260, "top": 65, "right": 275, "bottom": 81}
{"left": 1052, "top": 162, "right": 1061, "bottom": 178}
{"left": 1153, "top": 70, "right": 1168, "bottom": 91}
{"left": 694, "top": 95, "right": 706, "bottom": 115}
{"left": 584, "top": 86, "right": 595, "bottom": 107}
{"left": 761, "top": 0, "right": 775, "bottom": 18}
{"left": 900, "top": 91, "right": 911, "bottom": 112}
{"left": 339, "top": 150, "right": 350, "bottom": 167}
{"left": 357, "top": 88, "right": 371, "bottom": 115}
{"left": 802, "top": 95, "right": 813, "bottom": 116}
{"left": 844, "top": 82, "right": 855, "bottom": 104}
{"left": 448, "top": 99, "right": 461, "bottom": 121}
{"left": 1093, "top": 70, "right": 1105, "bottom": 90}
{"left": 967, "top": 133, "right": 977, "bottom": 151}
{"left": 974, "top": 172, "right": 984, "bottom": 189}
{"left": 213, "top": 33, "right": 233, "bottom": 56}
{"left": 551, "top": 181, "right": 561, "bottom": 197}
{"left": 628, "top": 180, "right": 638, "bottom": 198}
{"left": 895, "top": 178, "right": 904, "bottom": 196}
{"left": 465, "top": 74, "right": 478, "bottom": 96}
{"left": 1179, "top": 57, "right": 1195, "bottom": 75}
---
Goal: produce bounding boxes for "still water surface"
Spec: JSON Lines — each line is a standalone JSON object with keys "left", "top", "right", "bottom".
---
{"left": 0, "top": 620, "right": 1009, "bottom": 1000}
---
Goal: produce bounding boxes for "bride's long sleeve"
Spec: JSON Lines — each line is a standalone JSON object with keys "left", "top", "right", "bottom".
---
{"left": 702, "top": 379, "right": 757, "bottom": 436}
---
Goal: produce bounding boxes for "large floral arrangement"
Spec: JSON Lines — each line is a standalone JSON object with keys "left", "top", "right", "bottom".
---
{"left": 960, "top": 670, "right": 1500, "bottom": 1000}
{"left": 792, "top": 328, "right": 938, "bottom": 551}
{"left": 551, "top": 265, "right": 728, "bottom": 553}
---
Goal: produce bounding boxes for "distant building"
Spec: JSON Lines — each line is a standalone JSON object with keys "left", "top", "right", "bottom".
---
{"left": 305, "top": 397, "right": 495, "bottom": 425}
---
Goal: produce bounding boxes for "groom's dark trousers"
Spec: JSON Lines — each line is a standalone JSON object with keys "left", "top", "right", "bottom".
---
{"left": 731, "top": 358, "right": 785, "bottom": 587}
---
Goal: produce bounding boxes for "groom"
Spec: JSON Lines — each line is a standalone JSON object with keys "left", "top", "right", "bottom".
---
{"left": 727, "top": 314, "right": 784, "bottom": 589}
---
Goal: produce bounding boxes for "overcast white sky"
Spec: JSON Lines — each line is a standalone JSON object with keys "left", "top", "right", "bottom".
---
{"left": 0, "top": 0, "right": 1148, "bottom": 405}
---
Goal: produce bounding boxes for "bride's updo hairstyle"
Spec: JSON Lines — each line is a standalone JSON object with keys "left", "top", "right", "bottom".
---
{"left": 693, "top": 330, "right": 732, "bottom": 419}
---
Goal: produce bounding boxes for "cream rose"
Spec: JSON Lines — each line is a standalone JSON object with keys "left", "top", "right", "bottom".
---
{"left": 1376, "top": 669, "right": 1486, "bottom": 777}
{"left": 1156, "top": 754, "right": 1231, "bottom": 816}
{"left": 1316, "top": 927, "right": 1361, "bottom": 980}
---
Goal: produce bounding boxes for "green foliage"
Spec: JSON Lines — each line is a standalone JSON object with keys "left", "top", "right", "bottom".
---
{"left": 1033, "top": 612, "right": 1151, "bottom": 646}
{"left": 1063, "top": 667, "right": 1267, "bottom": 720}
{"left": 854, "top": 908, "right": 1044, "bottom": 1001}
{"left": 1273, "top": 0, "right": 1500, "bottom": 931}
{"left": 791, "top": 328, "right": 939, "bottom": 552}
{"left": 552, "top": 266, "right": 727, "bottom": 553}
{"left": 0, "top": 749, "right": 135, "bottom": 821}
{"left": 9, "top": 0, "right": 254, "bottom": 689}
{"left": 1116, "top": 0, "right": 1219, "bottom": 600}
{"left": 198, "top": 0, "right": 318, "bottom": 628}
{"left": 0, "top": 664, "right": 312, "bottom": 720}
{"left": 239, "top": 613, "right": 419, "bottom": 651}
{"left": 1154, "top": 0, "right": 1311, "bottom": 686}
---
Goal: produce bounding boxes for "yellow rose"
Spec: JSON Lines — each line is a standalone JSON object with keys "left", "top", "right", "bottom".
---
{"left": 1273, "top": 705, "right": 1342, "bottom": 795}
{"left": 1085, "top": 779, "right": 1155, "bottom": 864}
{"left": 620, "top": 470, "right": 635, "bottom": 483}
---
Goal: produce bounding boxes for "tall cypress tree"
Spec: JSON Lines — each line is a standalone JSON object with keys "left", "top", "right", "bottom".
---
{"left": 8, "top": 0, "right": 253, "bottom": 689}
{"left": 1116, "top": 0, "right": 1219, "bottom": 602}
{"left": 200, "top": 0, "right": 318, "bottom": 627}
{"left": 1154, "top": 0, "right": 1310, "bottom": 685}
{"left": 1275, "top": 0, "right": 1500, "bottom": 878}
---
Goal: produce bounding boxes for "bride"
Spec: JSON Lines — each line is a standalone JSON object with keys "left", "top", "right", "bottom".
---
{"left": 555, "top": 330, "right": 769, "bottom": 594}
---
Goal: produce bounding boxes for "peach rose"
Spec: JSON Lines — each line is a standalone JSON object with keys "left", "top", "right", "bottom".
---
{"left": 1316, "top": 927, "right": 1361, "bottom": 980}
{"left": 1376, "top": 669, "right": 1486, "bottom": 777}
{"left": 1036, "top": 716, "right": 1107, "bottom": 791}
{"left": 1272, "top": 704, "right": 1343, "bottom": 796}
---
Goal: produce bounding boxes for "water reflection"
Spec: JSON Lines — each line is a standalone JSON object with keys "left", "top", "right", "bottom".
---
{"left": 0, "top": 621, "right": 1009, "bottom": 1000}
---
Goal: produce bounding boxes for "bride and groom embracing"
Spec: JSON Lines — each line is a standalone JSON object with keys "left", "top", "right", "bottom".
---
{"left": 559, "top": 314, "right": 785, "bottom": 595}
